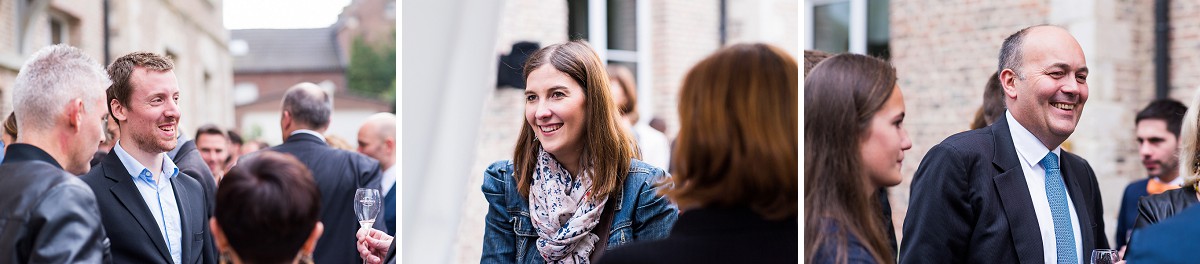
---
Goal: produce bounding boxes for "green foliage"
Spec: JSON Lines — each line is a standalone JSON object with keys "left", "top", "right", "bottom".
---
{"left": 347, "top": 36, "right": 397, "bottom": 107}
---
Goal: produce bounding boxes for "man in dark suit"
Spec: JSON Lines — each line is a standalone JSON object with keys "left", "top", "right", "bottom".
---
{"left": 170, "top": 131, "right": 217, "bottom": 214}
{"left": 0, "top": 44, "right": 112, "bottom": 263}
{"left": 81, "top": 52, "right": 215, "bottom": 264}
{"left": 901, "top": 25, "right": 1109, "bottom": 264}
{"left": 270, "top": 82, "right": 385, "bottom": 263}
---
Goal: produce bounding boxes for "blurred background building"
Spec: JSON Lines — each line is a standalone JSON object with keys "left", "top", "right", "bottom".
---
{"left": 0, "top": 0, "right": 234, "bottom": 134}
{"left": 231, "top": 0, "right": 395, "bottom": 145}
{"left": 402, "top": 0, "right": 796, "bottom": 263}
{"left": 806, "top": 0, "right": 1200, "bottom": 247}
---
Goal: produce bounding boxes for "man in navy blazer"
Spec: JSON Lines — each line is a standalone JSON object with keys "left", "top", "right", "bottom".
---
{"left": 900, "top": 25, "right": 1109, "bottom": 263}
{"left": 269, "top": 83, "right": 385, "bottom": 263}
{"left": 81, "top": 52, "right": 215, "bottom": 264}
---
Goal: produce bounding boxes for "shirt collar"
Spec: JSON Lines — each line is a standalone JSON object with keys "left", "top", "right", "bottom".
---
{"left": 1006, "top": 111, "right": 1061, "bottom": 168}
{"left": 113, "top": 140, "right": 180, "bottom": 182}
{"left": 290, "top": 129, "right": 326, "bottom": 143}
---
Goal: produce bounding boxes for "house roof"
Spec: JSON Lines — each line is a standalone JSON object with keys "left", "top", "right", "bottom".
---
{"left": 231, "top": 28, "right": 344, "bottom": 73}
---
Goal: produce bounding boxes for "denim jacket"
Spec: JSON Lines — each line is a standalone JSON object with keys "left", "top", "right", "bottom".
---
{"left": 480, "top": 159, "right": 678, "bottom": 263}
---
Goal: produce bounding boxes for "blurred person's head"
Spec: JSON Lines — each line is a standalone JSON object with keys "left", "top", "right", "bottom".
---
{"left": 211, "top": 150, "right": 323, "bottom": 264}
{"left": 1135, "top": 99, "right": 1186, "bottom": 181}
{"left": 649, "top": 116, "right": 668, "bottom": 135}
{"left": 357, "top": 113, "right": 396, "bottom": 170}
{"left": 13, "top": 44, "right": 111, "bottom": 174}
{"left": 970, "top": 71, "right": 1006, "bottom": 129}
{"left": 107, "top": 51, "right": 181, "bottom": 155}
{"left": 804, "top": 49, "right": 834, "bottom": 77}
{"left": 804, "top": 53, "right": 909, "bottom": 264}
{"left": 607, "top": 64, "right": 638, "bottom": 124}
{"left": 3, "top": 112, "right": 16, "bottom": 149}
{"left": 226, "top": 129, "right": 244, "bottom": 168}
{"left": 195, "top": 124, "right": 231, "bottom": 178}
{"left": 998, "top": 25, "right": 1088, "bottom": 149}
{"left": 514, "top": 40, "right": 637, "bottom": 199}
{"left": 666, "top": 43, "right": 797, "bottom": 218}
{"left": 280, "top": 83, "right": 332, "bottom": 140}
{"left": 98, "top": 113, "right": 119, "bottom": 152}
{"left": 242, "top": 141, "right": 267, "bottom": 154}
{"left": 324, "top": 134, "right": 353, "bottom": 151}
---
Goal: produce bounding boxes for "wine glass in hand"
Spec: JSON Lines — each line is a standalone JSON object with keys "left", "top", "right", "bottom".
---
{"left": 355, "top": 188, "right": 382, "bottom": 233}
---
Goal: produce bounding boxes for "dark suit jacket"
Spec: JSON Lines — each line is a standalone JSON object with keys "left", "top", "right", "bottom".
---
{"left": 0, "top": 144, "right": 111, "bottom": 263}
{"left": 268, "top": 132, "right": 383, "bottom": 264}
{"left": 596, "top": 207, "right": 797, "bottom": 264}
{"left": 172, "top": 140, "right": 217, "bottom": 214}
{"left": 80, "top": 151, "right": 215, "bottom": 264}
{"left": 1125, "top": 203, "right": 1200, "bottom": 262}
{"left": 900, "top": 117, "right": 1108, "bottom": 264}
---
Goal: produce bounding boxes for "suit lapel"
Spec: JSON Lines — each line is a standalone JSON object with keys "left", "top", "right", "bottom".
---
{"left": 172, "top": 176, "right": 197, "bottom": 264}
{"left": 989, "top": 117, "right": 1045, "bottom": 264}
{"left": 1060, "top": 153, "right": 1094, "bottom": 257}
{"left": 104, "top": 154, "right": 173, "bottom": 263}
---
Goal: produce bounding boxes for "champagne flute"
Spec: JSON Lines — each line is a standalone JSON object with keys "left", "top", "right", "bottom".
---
{"left": 1091, "top": 249, "right": 1118, "bottom": 264}
{"left": 355, "top": 188, "right": 382, "bottom": 233}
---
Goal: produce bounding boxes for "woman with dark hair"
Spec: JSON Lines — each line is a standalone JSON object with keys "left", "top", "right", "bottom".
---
{"left": 211, "top": 151, "right": 324, "bottom": 264}
{"left": 805, "top": 54, "right": 912, "bottom": 264}
{"left": 597, "top": 43, "right": 798, "bottom": 264}
{"left": 480, "top": 40, "right": 678, "bottom": 263}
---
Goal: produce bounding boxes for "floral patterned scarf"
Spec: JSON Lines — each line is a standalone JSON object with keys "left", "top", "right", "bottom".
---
{"left": 529, "top": 148, "right": 609, "bottom": 263}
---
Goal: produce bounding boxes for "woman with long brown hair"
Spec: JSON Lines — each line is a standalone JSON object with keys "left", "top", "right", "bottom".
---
{"left": 597, "top": 42, "right": 798, "bottom": 263}
{"left": 480, "top": 40, "right": 677, "bottom": 263}
{"left": 805, "top": 53, "right": 912, "bottom": 264}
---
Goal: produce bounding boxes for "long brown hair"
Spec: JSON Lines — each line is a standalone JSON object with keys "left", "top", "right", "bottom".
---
{"left": 804, "top": 53, "right": 897, "bottom": 264}
{"left": 513, "top": 40, "right": 637, "bottom": 200}
{"left": 663, "top": 43, "right": 797, "bottom": 220}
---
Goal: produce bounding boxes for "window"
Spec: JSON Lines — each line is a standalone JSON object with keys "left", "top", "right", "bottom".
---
{"left": 567, "top": 0, "right": 655, "bottom": 124}
{"left": 806, "top": 0, "right": 890, "bottom": 59}
{"left": 49, "top": 18, "right": 64, "bottom": 44}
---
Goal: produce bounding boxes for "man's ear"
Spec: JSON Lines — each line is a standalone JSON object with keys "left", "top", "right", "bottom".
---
{"left": 110, "top": 99, "right": 128, "bottom": 125}
{"left": 66, "top": 98, "right": 84, "bottom": 132}
{"left": 999, "top": 69, "right": 1020, "bottom": 100}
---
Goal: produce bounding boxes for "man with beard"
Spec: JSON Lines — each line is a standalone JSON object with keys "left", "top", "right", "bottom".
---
{"left": 1114, "top": 99, "right": 1186, "bottom": 250}
{"left": 81, "top": 52, "right": 215, "bottom": 264}
{"left": 0, "top": 44, "right": 111, "bottom": 263}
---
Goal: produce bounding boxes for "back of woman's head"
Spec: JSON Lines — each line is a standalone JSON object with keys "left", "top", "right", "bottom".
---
{"left": 665, "top": 43, "right": 798, "bottom": 220}
{"left": 215, "top": 151, "right": 321, "bottom": 264}
{"left": 512, "top": 40, "right": 636, "bottom": 200}
{"left": 804, "top": 53, "right": 897, "bottom": 264}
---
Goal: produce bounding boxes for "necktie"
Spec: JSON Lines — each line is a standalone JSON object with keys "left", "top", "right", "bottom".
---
{"left": 1040, "top": 152, "right": 1076, "bottom": 264}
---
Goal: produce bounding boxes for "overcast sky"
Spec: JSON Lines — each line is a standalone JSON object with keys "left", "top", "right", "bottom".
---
{"left": 223, "top": 0, "right": 352, "bottom": 29}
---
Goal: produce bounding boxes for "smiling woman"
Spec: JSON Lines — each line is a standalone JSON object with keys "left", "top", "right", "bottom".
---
{"left": 480, "top": 40, "right": 678, "bottom": 263}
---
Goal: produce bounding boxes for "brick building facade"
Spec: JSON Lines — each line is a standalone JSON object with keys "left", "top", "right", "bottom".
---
{"left": 809, "top": 0, "right": 1200, "bottom": 245}
{"left": 1, "top": 0, "right": 233, "bottom": 136}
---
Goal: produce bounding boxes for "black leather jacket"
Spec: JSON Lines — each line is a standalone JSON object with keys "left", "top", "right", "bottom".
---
{"left": 0, "top": 144, "right": 111, "bottom": 263}
{"left": 1134, "top": 185, "right": 1200, "bottom": 230}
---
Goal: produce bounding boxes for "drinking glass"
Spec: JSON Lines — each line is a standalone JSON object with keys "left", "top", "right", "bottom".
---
{"left": 1091, "top": 249, "right": 1118, "bottom": 264}
{"left": 355, "top": 188, "right": 382, "bottom": 232}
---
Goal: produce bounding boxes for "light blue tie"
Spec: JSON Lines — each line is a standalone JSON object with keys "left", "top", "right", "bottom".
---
{"left": 1040, "top": 152, "right": 1076, "bottom": 264}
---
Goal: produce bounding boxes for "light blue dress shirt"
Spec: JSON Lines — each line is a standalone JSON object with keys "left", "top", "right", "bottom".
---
{"left": 114, "top": 142, "right": 183, "bottom": 264}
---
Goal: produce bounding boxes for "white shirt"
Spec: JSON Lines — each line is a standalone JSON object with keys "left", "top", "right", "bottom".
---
{"left": 1006, "top": 112, "right": 1083, "bottom": 264}
{"left": 381, "top": 165, "right": 396, "bottom": 197}
{"left": 290, "top": 129, "right": 327, "bottom": 142}
{"left": 632, "top": 123, "right": 671, "bottom": 170}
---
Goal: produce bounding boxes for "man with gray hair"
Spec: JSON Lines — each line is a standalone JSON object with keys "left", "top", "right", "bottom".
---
{"left": 269, "top": 82, "right": 384, "bottom": 263}
{"left": 0, "top": 44, "right": 112, "bottom": 263}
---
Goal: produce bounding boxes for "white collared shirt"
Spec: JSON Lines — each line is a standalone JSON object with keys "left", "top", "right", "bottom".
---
{"left": 290, "top": 129, "right": 327, "bottom": 142}
{"left": 1006, "top": 111, "right": 1083, "bottom": 264}
{"left": 381, "top": 165, "right": 396, "bottom": 197}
